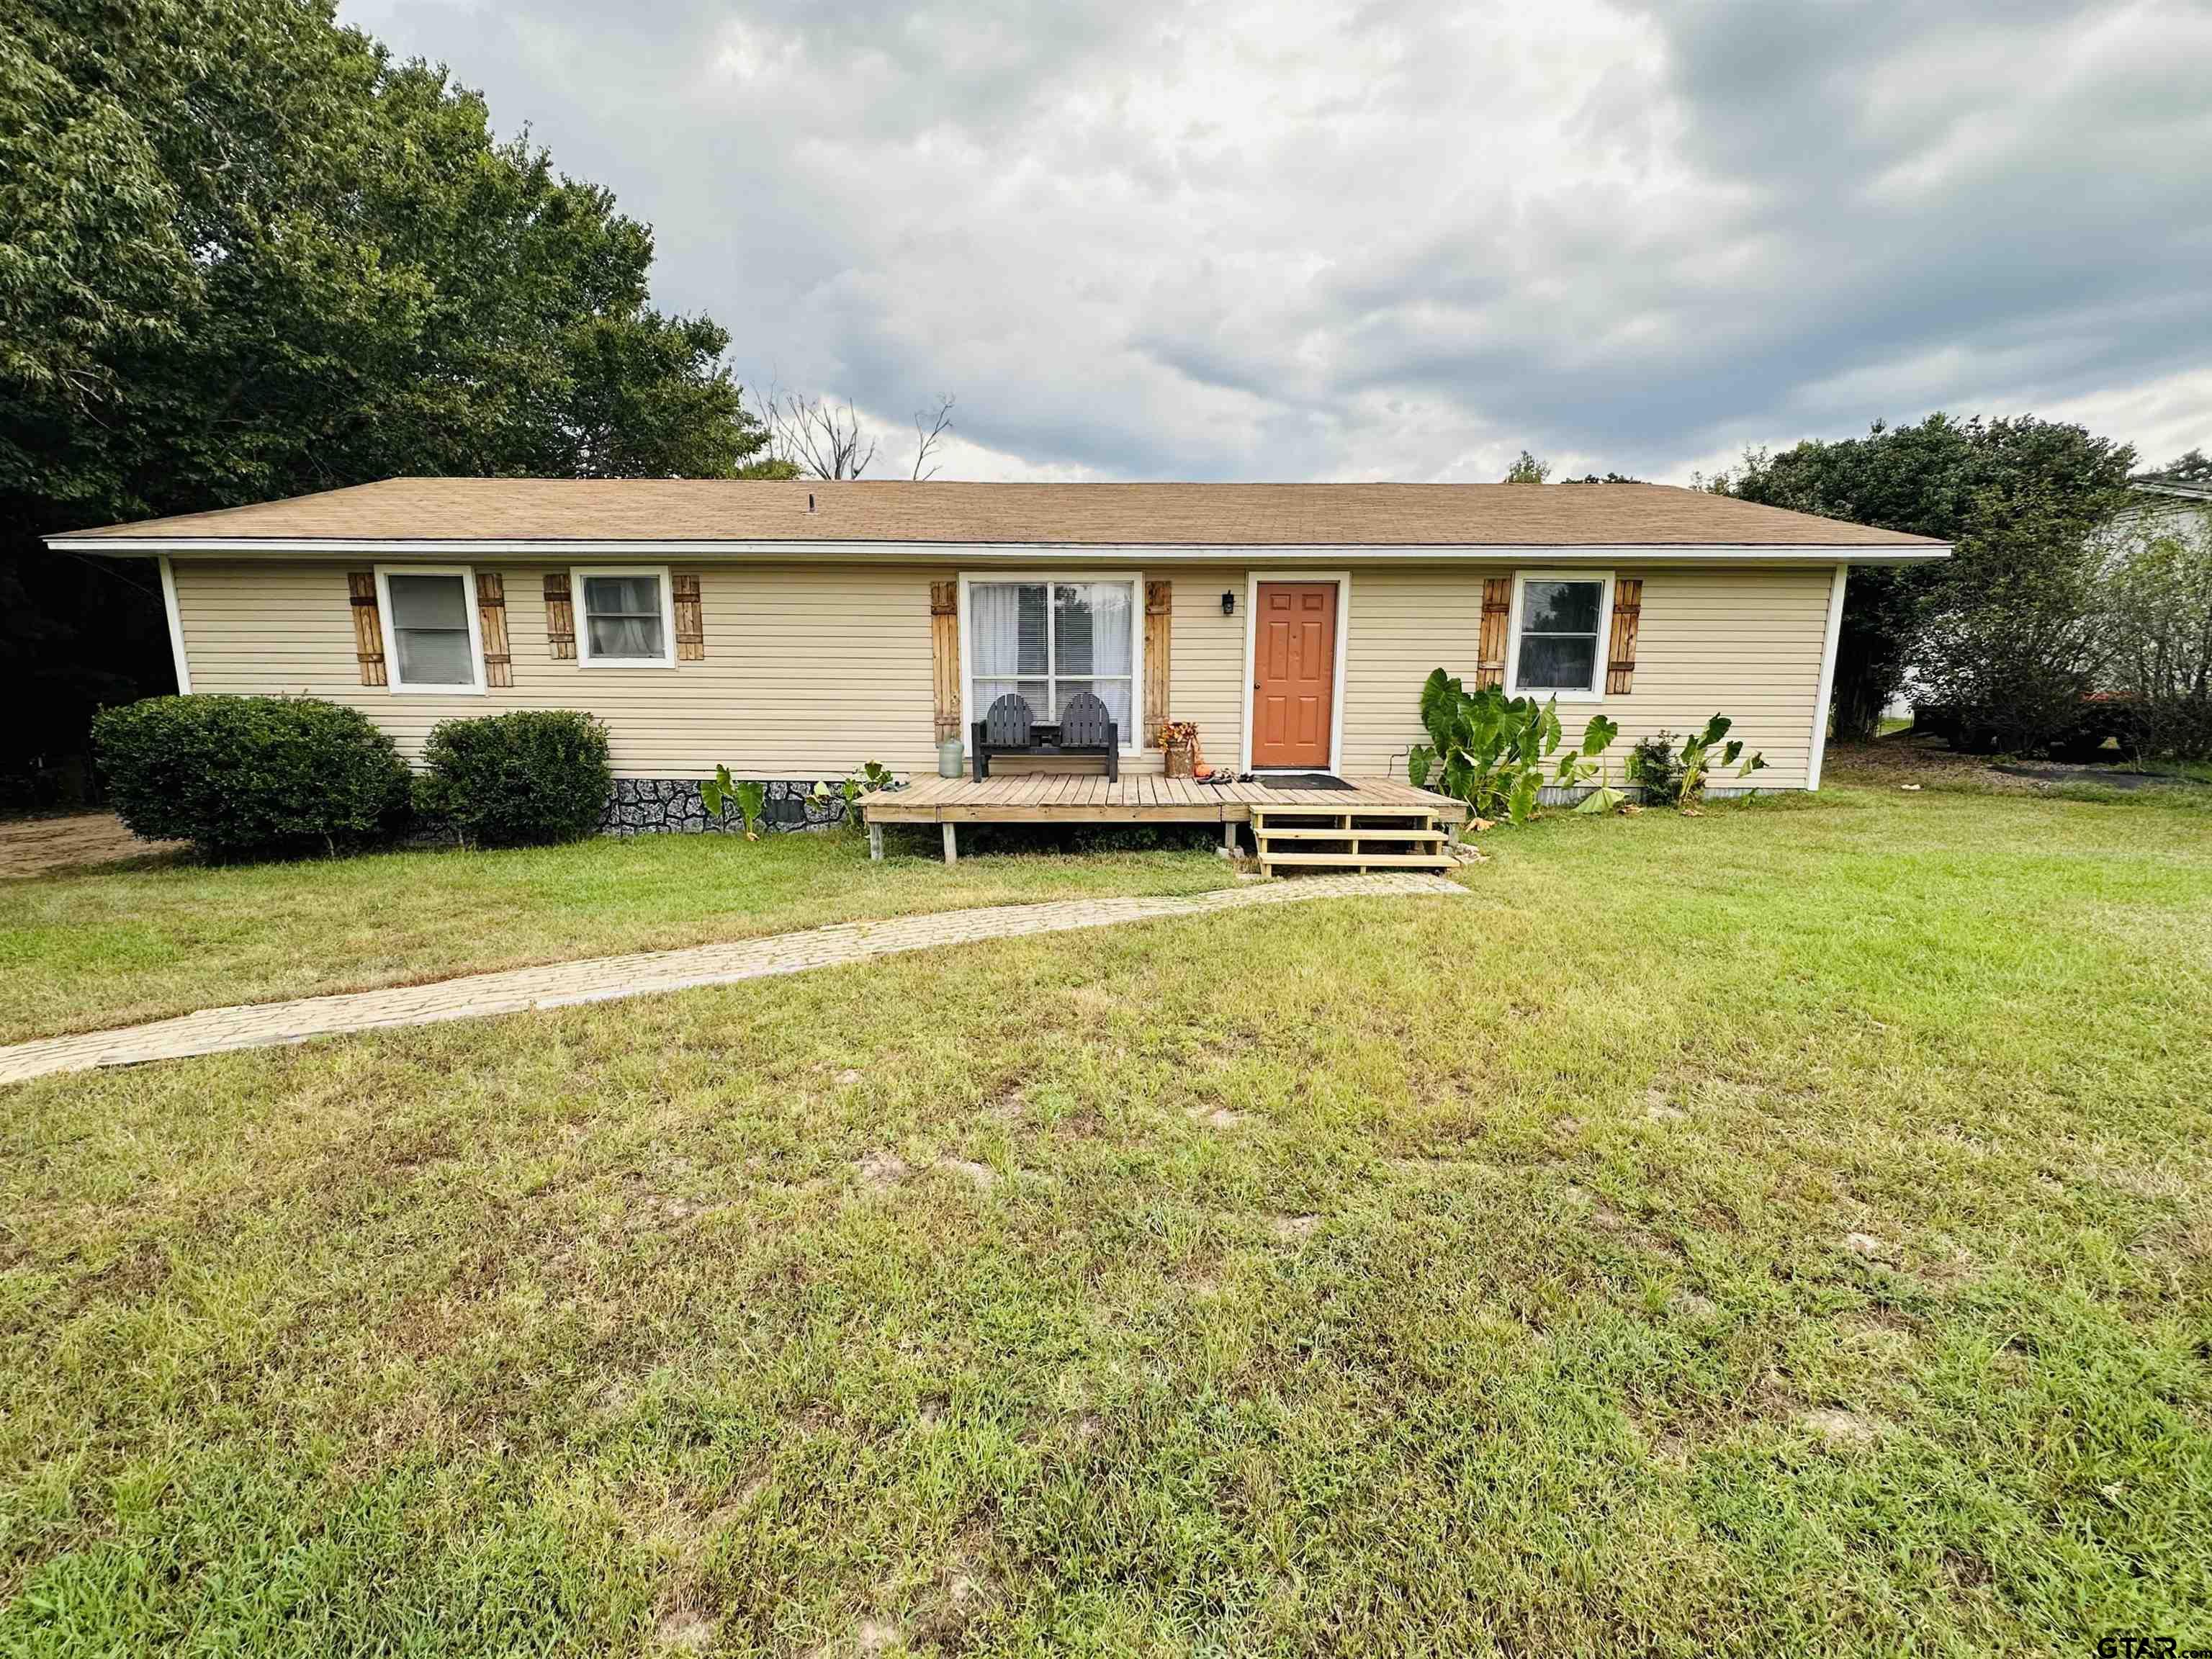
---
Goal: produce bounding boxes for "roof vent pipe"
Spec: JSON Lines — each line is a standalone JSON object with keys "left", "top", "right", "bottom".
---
{"left": 808, "top": 492, "right": 816, "bottom": 513}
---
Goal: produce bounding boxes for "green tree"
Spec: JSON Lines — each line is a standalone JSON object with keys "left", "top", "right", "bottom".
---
{"left": 0, "top": 0, "right": 774, "bottom": 800}
{"left": 2099, "top": 501, "right": 2212, "bottom": 758}
{"left": 1912, "top": 421, "right": 2134, "bottom": 751}
{"left": 2140, "top": 449, "right": 2210, "bottom": 485}
{"left": 1716, "top": 415, "right": 2134, "bottom": 745}
{"left": 1502, "top": 450, "right": 1550, "bottom": 484}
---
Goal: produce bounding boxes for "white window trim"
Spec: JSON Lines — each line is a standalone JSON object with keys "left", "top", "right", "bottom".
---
{"left": 572, "top": 564, "right": 678, "bottom": 669}
{"left": 1504, "top": 569, "right": 1614, "bottom": 703}
{"left": 1238, "top": 570, "right": 1351, "bottom": 773}
{"left": 374, "top": 563, "right": 485, "bottom": 696}
{"left": 956, "top": 572, "right": 1144, "bottom": 756}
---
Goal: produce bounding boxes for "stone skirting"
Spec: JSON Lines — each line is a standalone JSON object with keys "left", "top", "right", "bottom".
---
{"left": 593, "top": 776, "right": 1766, "bottom": 835}
{"left": 598, "top": 778, "right": 863, "bottom": 837}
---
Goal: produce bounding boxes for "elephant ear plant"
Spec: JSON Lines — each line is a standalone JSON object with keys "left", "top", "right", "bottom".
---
{"left": 1554, "top": 714, "right": 1623, "bottom": 812}
{"left": 1673, "top": 714, "right": 1767, "bottom": 811}
{"left": 1406, "top": 669, "right": 1619, "bottom": 826}
{"left": 812, "top": 760, "right": 898, "bottom": 819}
{"left": 701, "top": 765, "right": 768, "bottom": 840}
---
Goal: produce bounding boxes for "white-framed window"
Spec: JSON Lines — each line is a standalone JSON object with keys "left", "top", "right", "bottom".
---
{"left": 960, "top": 574, "right": 1141, "bottom": 751}
{"left": 374, "top": 565, "right": 485, "bottom": 694}
{"left": 1506, "top": 570, "right": 1614, "bottom": 701}
{"left": 572, "top": 565, "right": 677, "bottom": 667}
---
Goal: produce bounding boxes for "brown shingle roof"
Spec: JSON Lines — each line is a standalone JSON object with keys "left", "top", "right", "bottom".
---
{"left": 53, "top": 477, "right": 1946, "bottom": 549}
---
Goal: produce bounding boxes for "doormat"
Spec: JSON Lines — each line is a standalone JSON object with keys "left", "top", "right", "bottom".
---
{"left": 1261, "top": 773, "right": 1354, "bottom": 790}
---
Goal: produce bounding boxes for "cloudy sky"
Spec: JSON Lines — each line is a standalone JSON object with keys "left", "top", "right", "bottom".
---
{"left": 342, "top": 0, "right": 2211, "bottom": 485}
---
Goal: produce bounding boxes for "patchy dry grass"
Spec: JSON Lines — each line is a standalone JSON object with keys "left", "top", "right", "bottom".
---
{"left": 0, "top": 827, "right": 1233, "bottom": 1043}
{"left": 1829, "top": 734, "right": 2212, "bottom": 799}
{"left": 1, "top": 772, "right": 2208, "bottom": 1654}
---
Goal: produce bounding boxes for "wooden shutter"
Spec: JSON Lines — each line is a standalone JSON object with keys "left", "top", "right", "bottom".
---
{"left": 543, "top": 573, "right": 575, "bottom": 660}
{"left": 930, "top": 580, "right": 959, "bottom": 742}
{"left": 1475, "top": 577, "right": 1511, "bottom": 689}
{"left": 346, "top": 572, "right": 387, "bottom": 686}
{"left": 672, "top": 572, "right": 704, "bottom": 661}
{"left": 1143, "top": 580, "right": 1172, "bottom": 745}
{"left": 475, "top": 572, "right": 512, "bottom": 688}
{"left": 1605, "top": 577, "right": 1642, "bottom": 695}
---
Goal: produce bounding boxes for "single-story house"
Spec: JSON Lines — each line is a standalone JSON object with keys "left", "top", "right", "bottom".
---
{"left": 2116, "top": 468, "right": 2212, "bottom": 547}
{"left": 50, "top": 480, "right": 1948, "bottom": 835}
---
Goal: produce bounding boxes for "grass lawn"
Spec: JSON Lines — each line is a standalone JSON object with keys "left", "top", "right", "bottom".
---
{"left": 4, "top": 765, "right": 2209, "bottom": 1654}
{"left": 0, "top": 829, "right": 1234, "bottom": 1045}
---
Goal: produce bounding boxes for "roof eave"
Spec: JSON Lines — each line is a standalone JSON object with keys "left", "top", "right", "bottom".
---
{"left": 45, "top": 535, "right": 1951, "bottom": 563}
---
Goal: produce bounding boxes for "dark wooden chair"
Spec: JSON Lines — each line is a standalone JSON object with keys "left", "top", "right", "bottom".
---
{"left": 972, "top": 693, "right": 1034, "bottom": 780}
{"left": 1058, "top": 692, "right": 1118, "bottom": 776}
{"left": 971, "top": 691, "right": 1119, "bottom": 780}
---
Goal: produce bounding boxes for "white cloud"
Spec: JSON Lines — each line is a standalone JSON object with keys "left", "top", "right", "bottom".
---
{"left": 345, "top": 0, "right": 2212, "bottom": 480}
{"left": 2031, "top": 366, "right": 2212, "bottom": 474}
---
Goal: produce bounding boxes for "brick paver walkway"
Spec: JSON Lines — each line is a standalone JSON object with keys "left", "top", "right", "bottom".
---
{"left": 0, "top": 872, "right": 1465, "bottom": 1085}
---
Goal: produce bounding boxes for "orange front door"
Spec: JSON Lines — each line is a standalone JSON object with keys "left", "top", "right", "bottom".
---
{"left": 1251, "top": 583, "right": 1338, "bottom": 769}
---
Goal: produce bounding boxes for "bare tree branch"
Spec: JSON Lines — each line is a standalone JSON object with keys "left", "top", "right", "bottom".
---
{"left": 758, "top": 385, "right": 961, "bottom": 481}
{"left": 910, "top": 395, "right": 956, "bottom": 480}
{"left": 762, "top": 383, "right": 877, "bottom": 479}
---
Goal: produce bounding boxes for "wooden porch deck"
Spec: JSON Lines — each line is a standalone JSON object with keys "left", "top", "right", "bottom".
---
{"left": 859, "top": 773, "right": 1467, "bottom": 868}
{"left": 861, "top": 772, "right": 1467, "bottom": 825}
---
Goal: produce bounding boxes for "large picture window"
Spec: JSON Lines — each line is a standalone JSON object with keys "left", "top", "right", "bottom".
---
{"left": 375, "top": 566, "right": 484, "bottom": 693}
{"left": 965, "top": 577, "right": 1138, "bottom": 745}
{"left": 572, "top": 566, "right": 675, "bottom": 667}
{"left": 1508, "top": 572, "right": 1613, "bottom": 699}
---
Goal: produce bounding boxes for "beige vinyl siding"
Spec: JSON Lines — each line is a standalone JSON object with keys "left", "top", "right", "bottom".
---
{"left": 169, "top": 557, "right": 1837, "bottom": 790}
{"left": 1339, "top": 565, "right": 1835, "bottom": 788}
{"left": 1164, "top": 566, "right": 1249, "bottom": 765}
{"left": 171, "top": 559, "right": 954, "bottom": 778}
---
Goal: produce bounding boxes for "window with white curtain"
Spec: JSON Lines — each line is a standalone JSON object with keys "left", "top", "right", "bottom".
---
{"left": 1507, "top": 572, "right": 1612, "bottom": 699}
{"left": 572, "top": 566, "right": 675, "bottom": 667}
{"left": 375, "top": 566, "right": 484, "bottom": 693}
{"left": 966, "top": 577, "right": 1138, "bottom": 745}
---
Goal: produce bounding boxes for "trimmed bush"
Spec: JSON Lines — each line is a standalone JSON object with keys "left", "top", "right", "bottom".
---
{"left": 414, "top": 709, "right": 612, "bottom": 847}
{"left": 92, "top": 695, "right": 411, "bottom": 860}
{"left": 1627, "top": 732, "right": 1683, "bottom": 805}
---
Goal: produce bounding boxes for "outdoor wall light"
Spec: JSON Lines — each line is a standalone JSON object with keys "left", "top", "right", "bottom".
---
{"left": 1220, "top": 590, "right": 1236, "bottom": 616}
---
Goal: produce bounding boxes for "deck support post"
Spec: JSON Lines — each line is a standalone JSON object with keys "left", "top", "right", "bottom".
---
{"left": 868, "top": 822, "right": 884, "bottom": 861}
{"left": 941, "top": 822, "right": 958, "bottom": 866}
{"left": 1221, "top": 820, "right": 1238, "bottom": 856}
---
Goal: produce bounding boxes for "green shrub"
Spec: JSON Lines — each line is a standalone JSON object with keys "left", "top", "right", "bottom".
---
{"left": 1627, "top": 733, "right": 1682, "bottom": 804}
{"left": 92, "top": 695, "right": 410, "bottom": 860}
{"left": 414, "top": 709, "right": 612, "bottom": 847}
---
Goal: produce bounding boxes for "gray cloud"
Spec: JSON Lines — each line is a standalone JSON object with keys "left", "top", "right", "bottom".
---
{"left": 346, "top": 0, "right": 2212, "bottom": 481}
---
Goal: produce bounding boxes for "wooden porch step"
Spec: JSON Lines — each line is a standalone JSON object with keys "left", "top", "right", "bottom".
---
{"left": 1255, "top": 826, "right": 1447, "bottom": 842}
{"left": 1256, "top": 851, "right": 1455, "bottom": 870}
{"left": 1250, "top": 801, "right": 1438, "bottom": 819}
